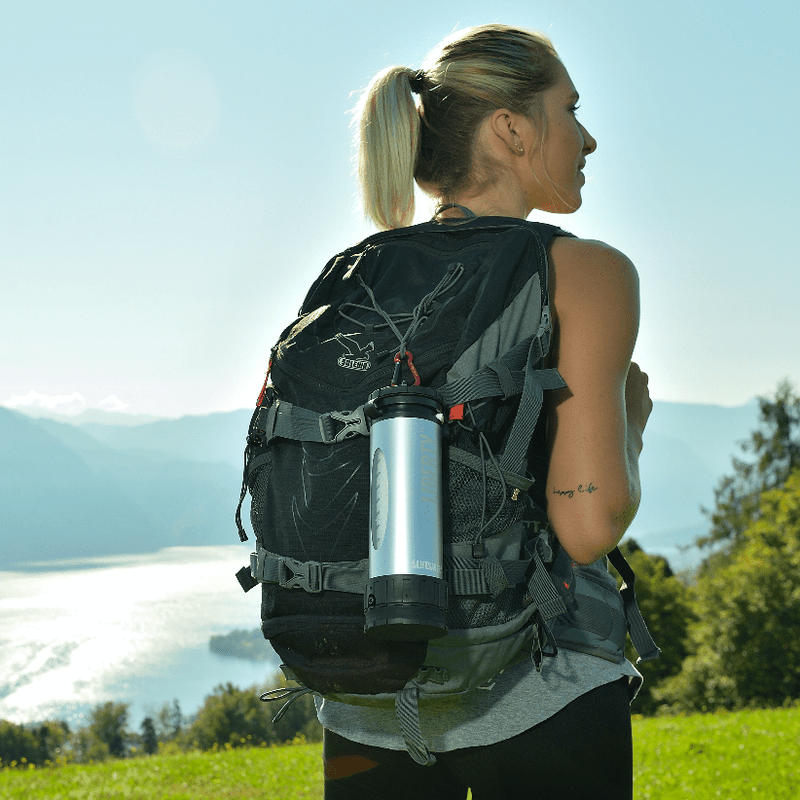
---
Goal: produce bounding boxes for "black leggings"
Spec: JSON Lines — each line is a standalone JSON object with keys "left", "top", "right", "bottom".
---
{"left": 323, "top": 679, "right": 632, "bottom": 800}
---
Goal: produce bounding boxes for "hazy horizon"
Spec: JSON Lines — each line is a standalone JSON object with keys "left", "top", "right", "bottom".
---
{"left": 1, "top": 390, "right": 765, "bottom": 423}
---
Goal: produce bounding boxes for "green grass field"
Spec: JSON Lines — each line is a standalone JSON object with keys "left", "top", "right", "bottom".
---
{"left": 631, "top": 707, "right": 799, "bottom": 799}
{"left": 1, "top": 706, "right": 797, "bottom": 799}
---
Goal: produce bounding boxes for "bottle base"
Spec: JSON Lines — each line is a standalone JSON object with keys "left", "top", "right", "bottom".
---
{"left": 364, "top": 574, "right": 448, "bottom": 641}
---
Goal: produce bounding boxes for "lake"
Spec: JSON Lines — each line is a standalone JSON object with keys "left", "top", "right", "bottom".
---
{"left": 0, "top": 545, "right": 281, "bottom": 730}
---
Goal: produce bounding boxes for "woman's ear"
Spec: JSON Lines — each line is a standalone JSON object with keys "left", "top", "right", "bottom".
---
{"left": 488, "top": 109, "right": 527, "bottom": 156}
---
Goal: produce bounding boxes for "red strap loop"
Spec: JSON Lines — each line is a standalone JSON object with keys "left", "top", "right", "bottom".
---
{"left": 256, "top": 359, "right": 273, "bottom": 406}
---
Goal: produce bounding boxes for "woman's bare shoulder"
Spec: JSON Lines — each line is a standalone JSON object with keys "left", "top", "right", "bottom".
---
{"left": 549, "top": 236, "right": 638, "bottom": 288}
{"left": 547, "top": 235, "right": 640, "bottom": 372}
{"left": 548, "top": 236, "right": 639, "bottom": 320}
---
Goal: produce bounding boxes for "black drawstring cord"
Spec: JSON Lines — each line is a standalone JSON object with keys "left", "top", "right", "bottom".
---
{"left": 355, "top": 263, "right": 465, "bottom": 368}
{"left": 474, "top": 431, "right": 509, "bottom": 542}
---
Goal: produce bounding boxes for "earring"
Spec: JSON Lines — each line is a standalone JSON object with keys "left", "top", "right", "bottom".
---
{"left": 514, "top": 140, "right": 524, "bottom": 155}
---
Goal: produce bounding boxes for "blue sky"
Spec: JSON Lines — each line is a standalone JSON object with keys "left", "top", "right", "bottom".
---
{"left": 1, "top": 1, "right": 798, "bottom": 418}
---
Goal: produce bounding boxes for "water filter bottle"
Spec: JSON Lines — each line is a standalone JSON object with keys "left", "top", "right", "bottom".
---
{"left": 363, "top": 385, "right": 449, "bottom": 641}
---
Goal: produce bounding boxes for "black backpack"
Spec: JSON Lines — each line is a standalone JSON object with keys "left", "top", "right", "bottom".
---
{"left": 235, "top": 217, "right": 658, "bottom": 765}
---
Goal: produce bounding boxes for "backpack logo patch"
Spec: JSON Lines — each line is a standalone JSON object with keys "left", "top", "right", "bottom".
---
{"left": 335, "top": 333, "right": 374, "bottom": 371}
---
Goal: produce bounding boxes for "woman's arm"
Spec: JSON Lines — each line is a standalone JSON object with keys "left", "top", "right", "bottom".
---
{"left": 545, "top": 237, "right": 652, "bottom": 565}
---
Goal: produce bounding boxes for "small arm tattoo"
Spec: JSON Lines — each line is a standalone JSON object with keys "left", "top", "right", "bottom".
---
{"left": 552, "top": 482, "right": 598, "bottom": 499}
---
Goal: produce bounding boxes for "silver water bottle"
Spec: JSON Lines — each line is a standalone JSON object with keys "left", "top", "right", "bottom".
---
{"left": 363, "top": 385, "right": 449, "bottom": 641}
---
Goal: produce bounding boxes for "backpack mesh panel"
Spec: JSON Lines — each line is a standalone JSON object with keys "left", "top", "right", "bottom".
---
{"left": 444, "top": 461, "right": 524, "bottom": 543}
{"left": 448, "top": 584, "right": 533, "bottom": 629}
{"left": 249, "top": 459, "right": 272, "bottom": 545}
{"left": 444, "top": 458, "right": 531, "bottom": 630}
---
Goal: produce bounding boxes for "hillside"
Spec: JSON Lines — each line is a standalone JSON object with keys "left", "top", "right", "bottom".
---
{"left": 0, "top": 407, "right": 246, "bottom": 568}
{"left": 624, "top": 400, "right": 758, "bottom": 567}
{"left": 0, "top": 400, "right": 760, "bottom": 570}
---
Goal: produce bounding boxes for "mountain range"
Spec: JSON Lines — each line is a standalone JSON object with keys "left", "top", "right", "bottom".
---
{"left": 0, "top": 400, "right": 761, "bottom": 571}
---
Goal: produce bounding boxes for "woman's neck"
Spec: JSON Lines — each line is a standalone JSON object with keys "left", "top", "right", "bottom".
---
{"left": 444, "top": 180, "right": 529, "bottom": 220}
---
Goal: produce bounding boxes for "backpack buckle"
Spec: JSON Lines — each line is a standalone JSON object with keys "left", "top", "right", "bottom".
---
{"left": 319, "top": 406, "right": 368, "bottom": 444}
{"left": 250, "top": 400, "right": 278, "bottom": 446}
{"left": 280, "top": 557, "right": 323, "bottom": 593}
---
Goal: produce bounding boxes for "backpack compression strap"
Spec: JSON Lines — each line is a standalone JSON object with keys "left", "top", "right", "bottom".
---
{"left": 246, "top": 539, "right": 567, "bottom": 612}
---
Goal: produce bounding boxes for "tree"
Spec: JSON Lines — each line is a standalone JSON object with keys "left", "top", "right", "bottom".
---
{"left": 0, "top": 719, "right": 71, "bottom": 767}
{"left": 701, "top": 380, "right": 800, "bottom": 556}
{"left": 155, "top": 699, "right": 183, "bottom": 742}
{"left": 615, "top": 540, "right": 695, "bottom": 715}
{"left": 187, "top": 677, "right": 322, "bottom": 750}
{"left": 69, "top": 725, "right": 112, "bottom": 763}
{"left": 88, "top": 702, "right": 130, "bottom": 759}
{"left": 140, "top": 717, "right": 158, "bottom": 755}
{"left": 188, "top": 683, "right": 277, "bottom": 750}
{"left": 0, "top": 720, "right": 39, "bottom": 767}
{"left": 36, "top": 720, "right": 69, "bottom": 765}
{"left": 657, "top": 469, "right": 800, "bottom": 712}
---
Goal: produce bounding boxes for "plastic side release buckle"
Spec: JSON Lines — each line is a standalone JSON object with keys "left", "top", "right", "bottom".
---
{"left": 318, "top": 406, "right": 368, "bottom": 444}
{"left": 249, "top": 401, "right": 278, "bottom": 446}
{"left": 280, "top": 557, "right": 323, "bottom": 593}
{"left": 236, "top": 564, "right": 258, "bottom": 593}
{"left": 416, "top": 666, "right": 449, "bottom": 685}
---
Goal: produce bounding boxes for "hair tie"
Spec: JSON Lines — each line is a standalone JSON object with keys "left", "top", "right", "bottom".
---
{"left": 409, "top": 69, "right": 426, "bottom": 94}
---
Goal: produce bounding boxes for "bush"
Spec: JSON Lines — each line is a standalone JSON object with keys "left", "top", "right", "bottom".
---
{"left": 656, "top": 471, "right": 800, "bottom": 713}
{"left": 0, "top": 719, "right": 70, "bottom": 768}
{"left": 185, "top": 676, "right": 322, "bottom": 751}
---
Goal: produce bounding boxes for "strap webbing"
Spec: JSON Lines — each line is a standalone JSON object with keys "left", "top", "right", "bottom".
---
{"left": 607, "top": 547, "right": 662, "bottom": 663}
{"left": 527, "top": 545, "right": 569, "bottom": 620}
{"left": 251, "top": 547, "right": 542, "bottom": 598}
{"left": 447, "top": 447, "right": 532, "bottom": 491}
{"left": 437, "top": 336, "right": 562, "bottom": 409}
{"left": 246, "top": 334, "right": 564, "bottom": 456}
{"left": 262, "top": 401, "right": 323, "bottom": 442}
{"left": 251, "top": 401, "right": 369, "bottom": 446}
{"left": 500, "top": 336, "right": 566, "bottom": 474}
{"left": 395, "top": 687, "right": 436, "bottom": 766}
{"left": 251, "top": 549, "right": 367, "bottom": 594}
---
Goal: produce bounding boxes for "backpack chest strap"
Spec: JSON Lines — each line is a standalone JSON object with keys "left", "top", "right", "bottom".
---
{"left": 251, "top": 400, "right": 369, "bottom": 446}
{"left": 249, "top": 339, "right": 565, "bottom": 451}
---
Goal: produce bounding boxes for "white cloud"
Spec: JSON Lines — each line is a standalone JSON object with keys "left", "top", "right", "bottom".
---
{"left": 97, "top": 395, "right": 129, "bottom": 413}
{"left": 3, "top": 392, "right": 132, "bottom": 417}
{"left": 5, "top": 390, "right": 88, "bottom": 416}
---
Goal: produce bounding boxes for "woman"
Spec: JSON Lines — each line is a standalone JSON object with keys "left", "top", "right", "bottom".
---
{"left": 315, "top": 23, "right": 652, "bottom": 799}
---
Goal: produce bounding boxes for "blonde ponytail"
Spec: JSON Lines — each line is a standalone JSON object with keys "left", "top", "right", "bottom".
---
{"left": 355, "top": 66, "right": 421, "bottom": 230}
{"left": 354, "top": 26, "right": 560, "bottom": 229}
